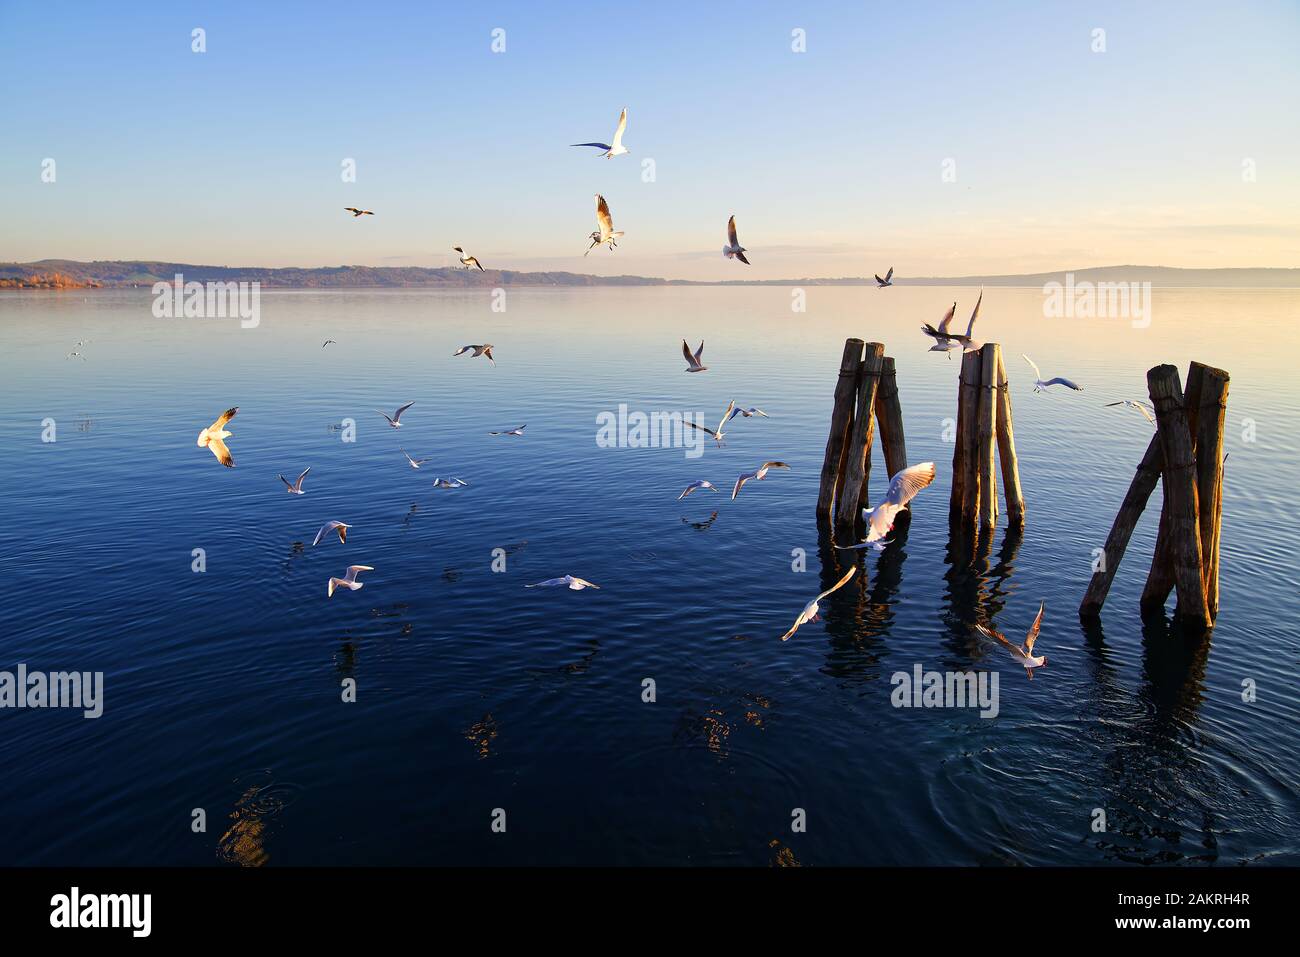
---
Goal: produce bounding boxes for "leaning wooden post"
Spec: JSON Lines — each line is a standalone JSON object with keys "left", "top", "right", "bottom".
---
{"left": 1146, "top": 364, "right": 1210, "bottom": 630}
{"left": 949, "top": 350, "right": 981, "bottom": 538}
{"left": 1193, "top": 366, "right": 1229, "bottom": 620}
{"left": 816, "top": 338, "right": 863, "bottom": 519}
{"left": 976, "top": 343, "right": 999, "bottom": 533}
{"left": 873, "top": 356, "right": 908, "bottom": 481}
{"left": 993, "top": 349, "right": 1025, "bottom": 526}
{"left": 838, "top": 342, "right": 885, "bottom": 529}
{"left": 1078, "top": 436, "right": 1162, "bottom": 617}
{"left": 1142, "top": 363, "right": 1205, "bottom": 612}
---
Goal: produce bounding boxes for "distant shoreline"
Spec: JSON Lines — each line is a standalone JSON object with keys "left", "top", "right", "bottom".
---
{"left": 2, "top": 260, "right": 1298, "bottom": 289}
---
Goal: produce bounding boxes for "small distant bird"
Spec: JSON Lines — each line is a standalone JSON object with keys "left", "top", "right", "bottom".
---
{"left": 453, "top": 344, "right": 495, "bottom": 366}
{"left": 65, "top": 351, "right": 86, "bottom": 361}
{"left": 682, "top": 339, "right": 708, "bottom": 373}
{"left": 571, "top": 107, "right": 629, "bottom": 158}
{"left": 312, "top": 520, "right": 351, "bottom": 546}
{"left": 322, "top": 339, "right": 337, "bottom": 348}
{"left": 432, "top": 477, "right": 470, "bottom": 488}
{"left": 328, "top": 564, "right": 374, "bottom": 597}
{"left": 685, "top": 400, "right": 734, "bottom": 441}
{"left": 525, "top": 575, "right": 601, "bottom": 590}
{"left": 585, "top": 194, "right": 623, "bottom": 255}
{"left": 732, "top": 461, "right": 791, "bottom": 500}
{"left": 975, "top": 602, "right": 1048, "bottom": 678}
{"left": 723, "top": 215, "right": 750, "bottom": 264}
{"left": 780, "top": 566, "right": 857, "bottom": 641}
{"left": 921, "top": 302, "right": 960, "bottom": 358}
{"left": 278, "top": 467, "right": 310, "bottom": 495}
{"left": 376, "top": 401, "right": 415, "bottom": 428}
{"left": 1105, "top": 399, "right": 1156, "bottom": 426}
{"left": 874, "top": 266, "right": 894, "bottom": 287}
{"left": 400, "top": 448, "right": 427, "bottom": 469}
{"left": 1022, "top": 355, "right": 1083, "bottom": 392}
{"left": 454, "top": 246, "right": 484, "bottom": 270}
{"left": 839, "top": 462, "right": 937, "bottom": 550}
{"left": 488, "top": 424, "right": 526, "bottom": 436}
{"left": 344, "top": 207, "right": 374, "bottom": 217}
{"left": 196, "top": 407, "right": 238, "bottom": 468}
{"left": 677, "top": 480, "right": 720, "bottom": 500}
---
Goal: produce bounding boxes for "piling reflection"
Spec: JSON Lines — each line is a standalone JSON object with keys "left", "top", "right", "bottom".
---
{"left": 942, "top": 524, "right": 1024, "bottom": 664}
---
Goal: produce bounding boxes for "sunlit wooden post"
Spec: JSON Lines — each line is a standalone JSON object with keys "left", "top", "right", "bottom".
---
{"left": 816, "top": 338, "right": 863, "bottom": 519}
{"left": 837, "top": 342, "right": 884, "bottom": 528}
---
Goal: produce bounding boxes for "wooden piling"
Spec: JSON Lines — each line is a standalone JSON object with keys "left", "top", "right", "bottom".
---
{"left": 1193, "top": 366, "right": 1229, "bottom": 619}
{"left": 1141, "top": 365, "right": 1200, "bottom": 611}
{"left": 874, "top": 356, "right": 908, "bottom": 481}
{"left": 993, "top": 349, "right": 1025, "bottom": 526}
{"left": 838, "top": 343, "right": 885, "bottom": 528}
{"left": 1078, "top": 435, "right": 1162, "bottom": 617}
{"left": 949, "top": 350, "right": 981, "bottom": 537}
{"left": 1146, "top": 364, "right": 1210, "bottom": 630}
{"left": 976, "top": 343, "right": 999, "bottom": 532}
{"left": 816, "top": 338, "right": 863, "bottom": 519}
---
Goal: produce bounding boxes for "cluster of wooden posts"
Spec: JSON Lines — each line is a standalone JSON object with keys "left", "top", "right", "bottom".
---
{"left": 815, "top": 340, "right": 908, "bottom": 531}
{"left": 816, "top": 339, "right": 1229, "bottom": 632}
{"left": 1080, "top": 361, "right": 1229, "bottom": 630}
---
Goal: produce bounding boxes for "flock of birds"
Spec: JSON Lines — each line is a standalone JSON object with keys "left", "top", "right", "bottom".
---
{"left": 188, "top": 104, "right": 1168, "bottom": 676}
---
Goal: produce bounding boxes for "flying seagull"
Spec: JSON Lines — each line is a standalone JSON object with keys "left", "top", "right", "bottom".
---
{"left": 1105, "top": 399, "right": 1156, "bottom": 426}
{"left": 975, "top": 602, "right": 1048, "bottom": 678}
{"left": 732, "top": 461, "right": 791, "bottom": 500}
{"left": 328, "top": 564, "right": 374, "bottom": 597}
{"left": 723, "top": 215, "right": 750, "bottom": 264}
{"left": 322, "top": 339, "right": 337, "bottom": 348}
{"left": 571, "top": 107, "right": 629, "bottom": 158}
{"left": 488, "top": 424, "right": 526, "bottom": 436}
{"left": 454, "top": 246, "right": 484, "bottom": 271}
{"left": 779, "top": 566, "right": 857, "bottom": 641}
{"left": 838, "top": 462, "right": 937, "bottom": 550}
{"left": 1022, "top": 355, "right": 1083, "bottom": 392}
{"left": 677, "top": 480, "right": 720, "bottom": 500}
{"left": 874, "top": 267, "right": 894, "bottom": 287}
{"left": 196, "top": 407, "right": 238, "bottom": 468}
{"left": 684, "top": 400, "right": 734, "bottom": 442}
{"left": 681, "top": 339, "right": 708, "bottom": 373}
{"left": 400, "top": 448, "right": 427, "bottom": 469}
{"left": 920, "top": 302, "right": 961, "bottom": 358}
{"left": 725, "top": 405, "right": 769, "bottom": 423}
{"left": 432, "top": 477, "right": 470, "bottom": 488}
{"left": 376, "top": 402, "right": 415, "bottom": 428}
{"left": 525, "top": 575, "right": 601, "bottom": 590}
{"left": 312, "top": 521, "right": 351, "bottom": 547}
{"left": 453, "top": 344, "right": 495, "bottom": 366}
{"left": 344, "top": 207, "right": 374, "bottom": 217}
{"left": 278, "top": 467, "right": 311, "bottom": 495}
{"left": 585, "top": 194, "right": 623, "bottom": 255}
{"left": 945, "top": 290, "right": 985, "bottom": 354}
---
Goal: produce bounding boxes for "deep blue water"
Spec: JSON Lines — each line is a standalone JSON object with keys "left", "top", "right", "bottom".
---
{"left": 0, "top": 285, "right": 1296, "bottom": 866}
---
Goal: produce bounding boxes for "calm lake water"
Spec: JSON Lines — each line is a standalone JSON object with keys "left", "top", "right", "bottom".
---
{"left": 0, "top": 285, "right": 1296, "bottom": 866}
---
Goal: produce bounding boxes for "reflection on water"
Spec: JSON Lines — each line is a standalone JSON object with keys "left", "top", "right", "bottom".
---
{"left": 0, "top": 286, "right": 1296, "bottom": 866}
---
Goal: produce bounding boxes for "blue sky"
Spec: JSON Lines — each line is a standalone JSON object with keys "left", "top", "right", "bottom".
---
{"left": 2, "top": 0, "right": 1297, "bottom": 278}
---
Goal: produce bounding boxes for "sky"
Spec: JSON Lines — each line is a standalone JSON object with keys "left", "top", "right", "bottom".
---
{"left": 2, "top": 0, "right": 1297, "bottom": 280}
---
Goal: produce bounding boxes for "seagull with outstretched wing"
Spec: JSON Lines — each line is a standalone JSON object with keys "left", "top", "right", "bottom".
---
{"left": 677, "top": 480, "right": 720, "bottom": 500}
{"left": 732, "top": 461, "right": 791, "bottom": 500}
{"left": 1105, "top": 399, "right": 1155, "bottom": 426}
{"left": 377, "top": 401, "right": 415, "bottom": 428}
{"left": 196, "top": 407, "right": 238, "bottom": 468}
{"left": 723, "top": 215, "right": 750, "bottom": 264}
{"left": 1023, "top": 354, "right": 1083, "bottom": 393}
{"left": 837, "top": 462, "right": 936, "bottom": 551}
{"left": 525, "top": 575, "right": 601, "bottom": 590}
{"left": 278, "top": 467, "right": 310, "bottom": 495}
{"left": 975, "top": 602, "right": 1048, "bottom": 678}
{"left": 571, "top": 107, "right": 629, "bottom": 158}
{"left": 585, "top": 194, "right": 624, "bottom": 255}
{"left": 875, "top": 266, "right": 894, "bottom": 287}
{"left": 328, "top": 564, "right": 374, "bottom": 597}
{"left": 780, "top": 566, "right": 857, "bottom": 641}
{"left": 344, "top": 207, "right": 374, "bottom": 217}
{"left": 682, "top": 339, "right": 708, "bottom": 373}
{"left": 312, "top": 520, "right": 351, "bottom": 547}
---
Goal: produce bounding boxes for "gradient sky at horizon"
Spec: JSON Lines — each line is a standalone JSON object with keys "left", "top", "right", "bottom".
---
{"left": 2, "top": 0, "right": 1297, "bottom": 279}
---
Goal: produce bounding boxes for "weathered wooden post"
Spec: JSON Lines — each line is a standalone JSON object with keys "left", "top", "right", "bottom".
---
{"left": 976, "top": 343, "right": 999, "bottom": 532}
{"left": 837, "top": 342, "right": 884, "bottom": 527}
{"left": 1146, "top": 364, "right": 1211, "bottom": 630}
{"left": 993, "top": 350, "right": 1025, "bottom": 526}
{"left": 949, "top": 350, "right": 981, "bottom": 538}
{"left": 816, "top": 339, "right": 863, "bottom": 519}
{"left": 874, "top": 356, "right": 908, "bottom": 480}
{"left": 1193, "top": 366, "right": 1229, "bottom": 619}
